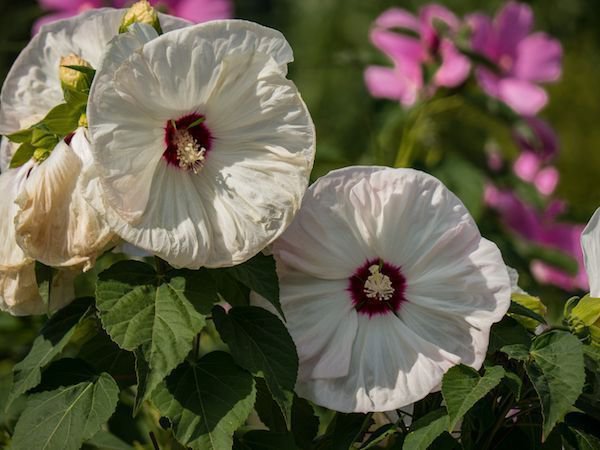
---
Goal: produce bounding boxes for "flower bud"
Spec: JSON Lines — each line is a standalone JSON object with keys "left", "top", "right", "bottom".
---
{"left": 568, "top": 295, "right": 600, "bottom": 346}
{"left": 119, "top": 0, "right": 162, "bottom": 34}
{"left": 59, "top": 54, "right": 93, "bottom": 91}
{"left": 511, "top": 293, "right": 547, "bottom": 331}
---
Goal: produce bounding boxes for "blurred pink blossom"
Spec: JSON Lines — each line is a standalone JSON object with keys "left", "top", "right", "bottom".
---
{"left": 365, "top": 4, "right": 470, "bottom": 106}
{"left": 469, "top": 2, "right": 562, "bottom": 116}
{"left": 34, "top": 0, "right": 233, "bottom": 33}
{"left": 485, "top": 185, "right": 588, "bottom": 291}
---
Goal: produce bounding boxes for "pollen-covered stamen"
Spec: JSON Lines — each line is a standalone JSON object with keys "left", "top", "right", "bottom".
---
{"left": 173, "top": 128, "right": 206, "bottom": 174}
{"left": 364, "top": 264, "right": 395, "bottom": 301}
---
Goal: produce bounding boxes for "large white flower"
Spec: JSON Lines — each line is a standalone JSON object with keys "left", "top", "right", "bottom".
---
{"left": 581, "top": 207, "right": 600, "bottom": 298}
{"left": 0, "top": 8, "right": 188, "bottom": 135}
{"left": 84, "top": 19, "right": 316, "bottom": 269}
{"left": 254, "top": 166, "right": 510, "bottom": 413}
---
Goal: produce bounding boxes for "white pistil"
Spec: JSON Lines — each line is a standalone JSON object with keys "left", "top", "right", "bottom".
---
{"left": 174, "top": 128, "right": 206, "bottom": 174}
{"left": 364, "top": 265, "right": 394, "bottom": 301}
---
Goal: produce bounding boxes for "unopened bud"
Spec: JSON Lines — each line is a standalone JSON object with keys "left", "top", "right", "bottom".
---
{"left": 568, "top": 295, "right": 600, "bottom": 346}
{"left": 78, "top": 113, "right": 88, "bottom": 128}
{"left": 119, "top": 0, "right": 162, "bottom": 34}
{"left": 59, "top": 54, "right": 93, "bottom": 91}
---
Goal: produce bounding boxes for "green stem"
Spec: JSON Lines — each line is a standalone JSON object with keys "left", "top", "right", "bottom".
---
{"left": 482, "top": 394, "right": 514, "bottom": 450}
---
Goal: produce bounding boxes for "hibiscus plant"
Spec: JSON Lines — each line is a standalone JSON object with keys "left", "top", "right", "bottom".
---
{"left": 0, "top": 1, "right": 599, "bottom": 450}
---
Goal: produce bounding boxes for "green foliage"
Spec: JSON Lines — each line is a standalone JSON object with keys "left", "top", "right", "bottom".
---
{"left": 403, "top": 409, "right": 449, "bottom": 450}
{"left": 152, "top": 351, "right": 256, "bottom": 450}
{"left": 95, "top": 260, "right": 207, "bottom": 408}
{"left": 213, "top": 305, "right": 298, "bottom": 427}
{"left": 11, "top": 371, "right": 119, "bottom": 450}
{"left": 526, "top": 331, "right": 586, "bottom": 440}
{"left": 222, "top": 253, "right": 282, "bottom": 316}
{"left": 442, "top": 364, "right": 506, "bottom": 432}
{"left": 8, "top": 298, "right": 93, "bottom": 406}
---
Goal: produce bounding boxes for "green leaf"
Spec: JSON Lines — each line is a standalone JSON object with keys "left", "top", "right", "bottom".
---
{"left": 359, "top": 424, "right": 397, "bottom": 449}
{"left": 9, "top": 142, "right": 35, "bottom": 168}
{"left": 315, "top": 413, "right": 373, "bottom": 450}
{"left": 85, "top": 430, "right": 133, "bottom": 450}
{"left": 211, "top": 271, "right": 250, "bottom": 307}
{"left": 567, "top": 427, "right": 600, "bottom": 450}
{"left": 222, "top": 253, "right": 282, "bottom": 316}
{"left": 213, "top": 305, "right": 298, "bottom": 427}
{"left": 442, "top": 364, "right": 505, "bottom": 432}
{"left": 235, "top": 431, "right": 299, "bottom": 450}
{"left": 509, "top": 299, "right": 547, "bottom": 325}
{"left": 41, "top": 103, "right": 82, "bottom": 136}
{"left": 96, "top": 261, "right": 206, "bottom": 406}
{"left": 403, "top": 409, "right": 449, "bottom": 450}
{"left": 501, "top": 343, "right": 531, "bottom": 361}
{"left": 525, "top": 331, "right": 586, "bottom": 441}
{"left": 11, "top": 372, "right": 119, "bottom": 450}
{"left": 62, "top": 64, "right": 96, "bottom": 79}
{"left": 167, "top": 268, "right": 218, "bottom": 315}
{"left": 6, "top": 128, "right": 33, "bottom": 143}
{"left": 503, "top": 371, "right": 524, "bottom": 401}
{"left": 152, "top": 352, "right": 256, "bottom": 450}
{"left": 489, "top": 316, "right": 531, "bottom": 353}
{"left": 8, "top": 298, "right": 93, "bottom": 406}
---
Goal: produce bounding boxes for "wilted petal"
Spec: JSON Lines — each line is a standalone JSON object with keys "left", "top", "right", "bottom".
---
{"left": 14, "top": 129, "right": 117, "bottom": 270}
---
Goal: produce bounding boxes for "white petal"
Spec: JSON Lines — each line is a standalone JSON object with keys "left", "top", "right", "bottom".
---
{"left": 0, "top": 8, "right": 188, "bottom": 134}
{"left": 0, "top": 264, "right": 76, "bottom": 316}
{"left": 87, "top": 20, "right": 315, "bottom": 268}
{"left": 582, "top": 207, "right": 600, "bottom": 297}
{"left": 14, "top": 129, "right": 117, "bottom": 270}
{"left": 0, "top": 163, "right": 35, "bottom": 270}
{"left": 297, "top": 314, "right": 460, "bottom": 413}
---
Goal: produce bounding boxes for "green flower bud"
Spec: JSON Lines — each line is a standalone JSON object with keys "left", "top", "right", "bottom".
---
{"left": 511, "top": 293, "right": 547, "bottom": 331}
{"left": 59, "top": 54, "right": 93, "bottom": 92}
{"left": 119, "top": 0, "right": 162, "bottom": 34}
{"left": 33, "top": 147, "right": 51, "bottom": 163}
{"left": 78, "top": 113, "right": 88, "bottom": 128}
{"left": 568, "top": 295, "right": 600, "bottom": 346}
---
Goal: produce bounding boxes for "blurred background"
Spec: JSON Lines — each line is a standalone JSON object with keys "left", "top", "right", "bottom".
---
{"left": 0, "top": 0, "right": 599, "bottom": 423}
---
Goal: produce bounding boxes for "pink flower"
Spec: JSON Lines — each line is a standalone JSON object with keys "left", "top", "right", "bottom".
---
{"left": 469, "top": 2, "right": 562, "bottom": 115}
{"left": 512, "top": 117, "right": 560, "bottom": 195}
{"left": 35, "top": 0, "right": 233, "bottom": 33}
{"left": 365, "top": 4, "right": 470, "bottom": 106}
{"left": 485, "top": 185, "right": 588, "bottom": 291}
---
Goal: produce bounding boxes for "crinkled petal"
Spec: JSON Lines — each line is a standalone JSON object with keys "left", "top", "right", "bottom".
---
{"left": 514, "top": 32, "right": 562, "bottom": 82}
{"left": 0, "top": 8, "right": 189, "bottom": 134}
{"left": 582, "top": 208, "right": 600, "bottom": 298}
{"left": 87, "top": 20, "right": 315, "bottom": 268}
{"left": 0, "top": 163, "right": 35, "bottom": 270}
{"left": 14, "top": 129, "right": 117, "bottom": 270}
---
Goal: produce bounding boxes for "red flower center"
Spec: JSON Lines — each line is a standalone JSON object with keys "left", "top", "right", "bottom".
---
{"left": 348, "top": 258, "right": 407, "bottom": 317}
{"left": 163, "top": 113, "right": 213, "bottom": 172}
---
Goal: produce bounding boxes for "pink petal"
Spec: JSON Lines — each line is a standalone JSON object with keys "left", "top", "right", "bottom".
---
{"left": 497, "top": 78, "right": 548, "bottom": 115}
{"left": 513, "top": 117, "right": 559, "bottom": 161}
{"left": 514, "top": 33, "right": 562, "bottom": 82}
{"left": 513, "top": 152, "right": 541, "bottom": 182}
{"left": 364, "top": 66, "right": 419, "bottom": 106}
{"left": 370, "top": 28, "right": 423, "bottom": 64}
{"left": 375, "top": 8, "right": 420, "bottom": 32}
{"left": 434, "top": 39, "right": 470, "bottom": 87}
{"left": 419, "top": 4, "right": 459, "bottom": 50}
{"left": 468, "top": 13, "right": 496, "bottom": 56}
{"left": 531, "top": 261, "right": 588, "bottom": 291}
{"left": 39, "top": 0, "right": 98, "bottom": 10}
{"left": 534, "top": 166, "right": 559, "bottom": 196}
{"left": 494, "top": 1, "right": 533, "bottom": 58}
{"left": 475, "top": 68, "right": 500, "bottom": 97}
{"left": 171, "top": 0, "right": 233, "bottom": 22}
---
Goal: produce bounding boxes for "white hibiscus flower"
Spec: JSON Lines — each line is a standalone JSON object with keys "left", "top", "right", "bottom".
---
{"left": 83, "top": 19, "right": 316, "bottom": 269}
{"left": 0, "top": 9, "right": 188, "bottom": 315}
{"left": 253, "top": 166, "right": 510, "bottom": 413}
{"left": 581, "top": 207, "right": 600, "bottom": 298}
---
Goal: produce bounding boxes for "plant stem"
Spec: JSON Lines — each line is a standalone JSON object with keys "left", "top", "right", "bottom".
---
{"left": 149, "top": 431, "right": 160, "bottom": 450}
